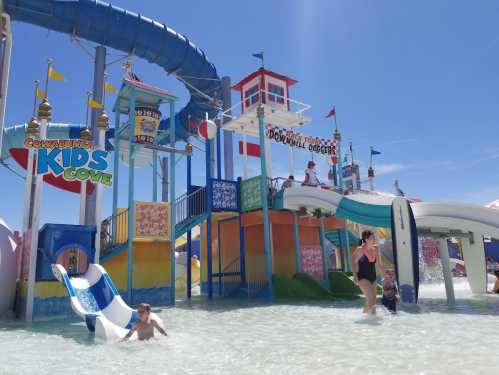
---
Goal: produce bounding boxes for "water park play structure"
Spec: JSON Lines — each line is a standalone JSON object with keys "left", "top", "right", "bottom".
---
{"left": 0, "top": 0, "right": 499, "bottom": 339}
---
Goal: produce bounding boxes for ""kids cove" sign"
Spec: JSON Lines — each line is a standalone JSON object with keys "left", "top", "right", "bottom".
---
{"left": 24, "top": 138, "right": 113, "bottom": 186}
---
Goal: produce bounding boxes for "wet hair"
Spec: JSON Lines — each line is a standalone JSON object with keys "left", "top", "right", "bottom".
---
{"left": 137, "top": 303, "right": 151, "bottom": 312}
{"left": 494, "top": 270, "right": 499, "bottom": 278}
{"left": 307, "top": 161, "right": 316, "bottom": 169}
{"left": 288, "top": 175, "right": 294, "bottom": 180}
{"left": 359, "top": 230, "right": 374, "bottom": 246}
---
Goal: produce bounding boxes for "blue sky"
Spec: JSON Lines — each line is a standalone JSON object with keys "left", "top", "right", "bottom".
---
{"left": 1, "top": 0, "right": 499, "bottom": 229}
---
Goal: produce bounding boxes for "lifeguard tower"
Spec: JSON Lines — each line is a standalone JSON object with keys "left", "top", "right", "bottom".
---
{"left": 221, "top": 66, "right": 311, "bottom": 297}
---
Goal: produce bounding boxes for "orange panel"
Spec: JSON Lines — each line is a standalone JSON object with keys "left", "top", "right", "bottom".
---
{"left": 244, "top": 224, "right": 266, "bottom": 282}
{"left": 272, "top": 223, "right": 296, "bottom": 276}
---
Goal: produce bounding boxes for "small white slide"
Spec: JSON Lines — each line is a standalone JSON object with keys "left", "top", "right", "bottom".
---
{"left": 52, "top": 263, "right": 163, "bottom": 341}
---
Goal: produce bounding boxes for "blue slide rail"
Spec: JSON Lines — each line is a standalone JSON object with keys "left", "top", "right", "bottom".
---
{"left": 4, "top": 0, "right": 221, "bottom": 143}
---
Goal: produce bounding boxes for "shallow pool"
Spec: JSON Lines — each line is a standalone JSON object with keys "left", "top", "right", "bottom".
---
{"left": 1, "top": 279, "right": 498, "bottom": 375}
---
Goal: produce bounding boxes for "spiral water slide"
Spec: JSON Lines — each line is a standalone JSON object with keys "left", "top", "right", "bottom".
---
{"left": 2, "top": 0, "right": 221, "bottom": 157}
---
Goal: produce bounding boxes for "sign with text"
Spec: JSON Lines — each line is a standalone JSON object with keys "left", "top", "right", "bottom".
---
{"left": 265, "top": 125, "right": 337, "bottom": 156}
{"left": 24, "top": 138, "right": 112, "bottom": 187}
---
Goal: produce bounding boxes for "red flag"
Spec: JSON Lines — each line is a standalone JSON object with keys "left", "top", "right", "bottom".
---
{"left": 326, "top": 105, "right": 336, "bottom": 118}
{"left": 238, "top": 141, "right": 260, "bottom": 157}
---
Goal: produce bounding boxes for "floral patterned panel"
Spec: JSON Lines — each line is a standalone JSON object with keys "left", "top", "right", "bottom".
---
{"left": 301, "top": 245, "right": 324, "bottom": 280}
{"left": 212, "top": 179, "right": 238, "bottom": 211}
{"left": 134, "top": 201, "right": 170, "bottom": 240}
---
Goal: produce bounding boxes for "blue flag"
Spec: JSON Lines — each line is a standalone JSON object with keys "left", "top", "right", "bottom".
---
{"left": 371, "top": 149, "right": 381, "bottom": 155}
{"left": 252, "top": 52, "right": 264, "bottom": 60}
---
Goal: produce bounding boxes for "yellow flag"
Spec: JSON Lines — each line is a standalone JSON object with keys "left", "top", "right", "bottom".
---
{"left": 36, "top": 89, "right": 45, "bottom": 99}
{"left": 105, "top": 82, "right": 118, "bottom": 94}
{"left": 88, "top": 98, "right": 104, "bottom": 109}
{"left": 48, "top": 66, "right": 65, "bottom": 81}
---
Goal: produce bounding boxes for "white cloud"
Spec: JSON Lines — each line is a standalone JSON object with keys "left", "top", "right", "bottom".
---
{"left": 374, "top": 163, "right": 407, "bottom": 176}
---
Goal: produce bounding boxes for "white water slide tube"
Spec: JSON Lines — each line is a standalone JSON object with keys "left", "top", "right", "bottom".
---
{"left": 282, "top": 186, "right": 499, "bottom": 296}
{"left": 52, "top": 263, "right": 163, "bottom": 341}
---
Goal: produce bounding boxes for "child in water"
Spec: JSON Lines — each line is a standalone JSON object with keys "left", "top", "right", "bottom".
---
{"left": 381, "top": 269, "right": 398, "bottom": 313}
{"left": 123, "top": 303, "right": 167, "bottom": 341}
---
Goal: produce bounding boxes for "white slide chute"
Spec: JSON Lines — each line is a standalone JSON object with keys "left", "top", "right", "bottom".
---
{"left": 52, "top": 263, "right": 163, "bottom": 341}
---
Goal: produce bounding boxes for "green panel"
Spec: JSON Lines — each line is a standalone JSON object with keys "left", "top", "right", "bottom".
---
{"left": 240, "top": 176, "right": 262, "bottom": 212}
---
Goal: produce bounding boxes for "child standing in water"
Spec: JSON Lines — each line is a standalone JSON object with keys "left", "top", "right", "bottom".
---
{"left": 381, "top": 269, "right": 398, "bottom": 313}
{"left": 123, "top": 303, "right": 167, "bottom": 341}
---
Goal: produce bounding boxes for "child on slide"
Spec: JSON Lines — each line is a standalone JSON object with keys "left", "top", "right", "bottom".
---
{"left": 123, "top": 303, "right": 167, "bottom": 341}
{"left": 381, "top": 269, "right": 398, "bottom": 313}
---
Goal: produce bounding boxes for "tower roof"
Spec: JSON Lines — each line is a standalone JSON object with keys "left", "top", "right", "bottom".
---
{"left": 232, "top": 67, "right": 298, "bottom": 91}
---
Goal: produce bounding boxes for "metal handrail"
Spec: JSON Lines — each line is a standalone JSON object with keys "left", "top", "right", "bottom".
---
{"left": 175, "top": 186, "right": 207, "bottom": 226}
{"left": 221, "top": 88, "right": 311, "bottom": 123}
{"left": 101, "top": 208, "right": 129, "bottom": 255}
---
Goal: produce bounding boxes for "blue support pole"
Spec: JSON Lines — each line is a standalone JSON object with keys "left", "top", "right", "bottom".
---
{"left": 186, "top": 154, "right": 192, "bottom": 299}
{"left": 217, "top": 220, "right": 222, "bottom": 296}
{"left": 237, "top": 178, "right": 246, "bottom": 284}
{"left": 127, "top": 89, "right": 136, "bottom": 304}
{"left": 319, "top": 216, "right": 328, "bottom": 280}
{"left": 293, "top": 213, "right": 301, "bottom": 274}
{"left": 216, "top": 122, "right": 222, "bottom": 180}
{"left": 339, "top": 146, "right": 344, "bottom": 189}
{"left": 338, "top": 230, "right": 345, "bottom": 271}
{"left": 112, "top": 110, "right": 120, "bottom": 243}
{"left": 257, "top": 106, "right": 273, "bottom": 298}
{"left": 152, "top": 150, "right": 158, "bottom": 202}
{"left": 206, "top": 137, "right": 213, "bottom": 299}
{"left": 344, "top": 225, "right": 351, "bottom": 272}
{"left": 169, "top": 101, "right": 176, "bottom": 305}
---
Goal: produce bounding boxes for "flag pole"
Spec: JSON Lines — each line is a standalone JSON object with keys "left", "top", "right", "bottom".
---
{"left": 370, "top": 146, "right": 373, "bottom": 167}
{"left": 32, "top": 80, "right": 40, "bottom": 117}
{"left": 44, "top": 59, "right": 52, "bottom": 99}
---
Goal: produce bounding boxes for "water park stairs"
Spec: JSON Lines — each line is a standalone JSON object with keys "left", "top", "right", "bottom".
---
{"left": 101, "top": 187, "right": 207, "bottom": 261}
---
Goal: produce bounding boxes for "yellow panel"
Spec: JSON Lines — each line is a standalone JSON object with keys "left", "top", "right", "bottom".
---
{"left": 102, "top": 241, "right": 172, "bottom": 290}
{"left": 36, "top": 281, "right": 67, "bottom": 298}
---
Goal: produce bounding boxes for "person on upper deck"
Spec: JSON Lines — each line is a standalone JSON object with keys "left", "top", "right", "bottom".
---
{"left": 303, "top": 161, "right": 320, "bottom": 186}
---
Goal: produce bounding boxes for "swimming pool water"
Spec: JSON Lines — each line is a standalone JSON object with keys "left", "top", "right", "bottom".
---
{"left": 1, "top": 279, "right": 498, "bottom": 375}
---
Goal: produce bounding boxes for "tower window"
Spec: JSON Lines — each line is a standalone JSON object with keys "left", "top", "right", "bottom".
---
{"left": 244, "top": 85, "right": 260, "bottom": 107}
{"left": 268, "top": 83, "right": 284, "bottom": 104}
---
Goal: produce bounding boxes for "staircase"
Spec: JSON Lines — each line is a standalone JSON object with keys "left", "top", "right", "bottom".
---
{"left": 100, "top": 187, "right": 208, "bottom": 261}
{"left": 325, "top": 228, "right": 359, "bottom": 248}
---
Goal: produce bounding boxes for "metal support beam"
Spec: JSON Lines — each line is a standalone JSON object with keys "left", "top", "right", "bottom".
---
{"left": 186, "top": 154, "right": 192, "bottom": 299}
{"left": 438, "top": 237, "right": 455, "bottom": 306}
{"left": 111, "top": 111, "right": 120, "bottom": 243}
{"left": 206, "top": 137, "right": 213, "bottom": 299}
{"left": 160, "top": 156, "right": 169, "bottom": 202}
{"left": 126, "top": 90, "right": 136, "bottom": 304}
{"left": 152, "top": 150, "right": 158, "bottom": 202}
{"left": 222, "top": 76, "right": 234, "bottom": 180}
{"left": 85, "top": 45, "right": 106, "bottom": 225}
{"left": 169, "top": 101, "right": 176, "bottom": 305}
{"left": 293, "top": 213, "right": 301, "bottom": 273}
{"left": 0, "top": 13, "right": 12, "bottom": 156}
{"left": 319, "top": 216, "right": 328, "bottom": 280}
{"left": 257, "top": 106, "right": 273, "bottom": 298}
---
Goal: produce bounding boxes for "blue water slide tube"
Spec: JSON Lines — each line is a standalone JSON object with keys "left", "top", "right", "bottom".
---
{"left": 4, "top": 0, "right": 221, "bottom": 143}
{"left": 1, "top": 122, "right": 86, "bottom": 159}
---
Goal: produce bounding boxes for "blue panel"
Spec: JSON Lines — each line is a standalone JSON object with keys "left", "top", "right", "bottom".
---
{"left": 336, "top": 198, "right": 392, "bottom": 228}
{"left": 5, "top": 0, "right": 221, "bottom": 143}
{"left": 88, "top": 276, "right": 114, "bottom": 311}
{"left": 36, "top": 223, "right": 96, "bottom": 281}
{"left": 126, "top": 310, "right": 138, "bottom": 329}
{"left": 211, "top": 179, "right": 238, "bottom": 212}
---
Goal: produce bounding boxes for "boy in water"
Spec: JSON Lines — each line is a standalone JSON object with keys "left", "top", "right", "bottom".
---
{"left": 123, "top": 303, "right": 167, "bottom": 341}
{"left": 381, "top": 269, "right": 398, "bottom": 313}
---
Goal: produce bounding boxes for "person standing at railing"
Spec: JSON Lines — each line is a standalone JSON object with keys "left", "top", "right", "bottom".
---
{"left": 282, "top": 175, "right": 295, "bottom": 189}
{"left": 303, "top": 161, "right": 320, "bottom": 187}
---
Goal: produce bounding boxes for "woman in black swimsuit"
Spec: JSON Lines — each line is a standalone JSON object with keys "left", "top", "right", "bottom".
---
{"left": 353, "top": 230, "right": 382, "bottom": 314}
